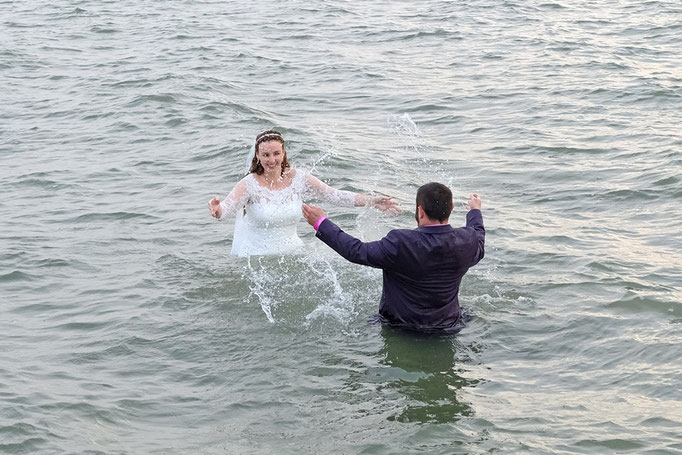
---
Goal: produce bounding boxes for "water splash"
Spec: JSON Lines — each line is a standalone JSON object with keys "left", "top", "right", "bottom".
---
{"left": 307, "top": 141, "right": 339, "bottom": 176}
{"left": 387, "top": 113, "right": 429, "bottom": 162}
{"left": 302, "top": 252, "right": 357, "bottom": 327}
{"left": 244, "top": 255, "right": 278, "bottom": 323}
{"left": 242, "top": 251, "right": 359, "bottom": 327}
{"left": 387, "top": 113, "right": 457, "bottom": 191}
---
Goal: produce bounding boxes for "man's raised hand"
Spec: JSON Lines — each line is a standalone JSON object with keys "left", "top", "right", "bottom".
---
{"left": 466, "top": 193, "right": 482, "bottom": 211}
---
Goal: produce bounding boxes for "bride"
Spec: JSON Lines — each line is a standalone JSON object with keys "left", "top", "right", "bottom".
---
{"left": 208, "top": 130, "right": 399, "bottom": 256}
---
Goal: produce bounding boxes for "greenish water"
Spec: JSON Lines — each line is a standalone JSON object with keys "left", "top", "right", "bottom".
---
{"left": 1, "top": 0, "right": 681, "bottom": 453}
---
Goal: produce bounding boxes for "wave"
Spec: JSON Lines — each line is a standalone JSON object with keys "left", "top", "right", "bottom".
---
{"left": 64, "top": 212, "right": 159, "bottom": 223}
{"left": 0, "top": 271, "right": 36, "bottom": 282}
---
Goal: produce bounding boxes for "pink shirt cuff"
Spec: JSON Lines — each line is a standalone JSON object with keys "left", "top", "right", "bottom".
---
{"left": 313, "top": 216, "right": 328, "bottom": 230}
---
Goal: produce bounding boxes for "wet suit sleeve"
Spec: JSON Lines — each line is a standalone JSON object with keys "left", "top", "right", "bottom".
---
{"left": 465, "top": 209, "right": 485, "bottom": 266}
{"left": 315, "top": 219, "right": 399, "bottom": 270}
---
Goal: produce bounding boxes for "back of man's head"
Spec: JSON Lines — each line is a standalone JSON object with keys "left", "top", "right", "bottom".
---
{"left": 416, "top": 182, "right": 453, "bottom": 223}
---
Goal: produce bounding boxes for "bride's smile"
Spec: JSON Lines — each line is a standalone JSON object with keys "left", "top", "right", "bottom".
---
{"left": 257, "top": 141, "right": 285, "bottom": 180}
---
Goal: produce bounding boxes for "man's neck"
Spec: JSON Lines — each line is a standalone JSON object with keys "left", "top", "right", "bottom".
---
{"left": 419, "top": 218, "right": 449, "bottom": 227}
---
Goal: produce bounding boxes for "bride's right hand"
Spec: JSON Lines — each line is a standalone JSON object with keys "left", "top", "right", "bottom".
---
{"left": 374, "top": 196, "right": 401, "bottom": 215}
{"left": 208, "top": 197, "right": 222, "bottom": 219}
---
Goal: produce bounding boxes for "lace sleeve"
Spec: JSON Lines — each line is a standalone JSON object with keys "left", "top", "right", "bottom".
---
{"left": 218, "top": 178, "right": 249, "bottom": 219}
{"left": 303, "top": 171, "right": 357, "bottom": 207}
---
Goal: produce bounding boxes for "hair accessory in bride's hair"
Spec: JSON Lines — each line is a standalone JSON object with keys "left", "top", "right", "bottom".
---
{"left": 257, "top": 132, "right": 282, "bottom": 141}
{"left": 255, "top": 130, "right": 284, "bottom": 148}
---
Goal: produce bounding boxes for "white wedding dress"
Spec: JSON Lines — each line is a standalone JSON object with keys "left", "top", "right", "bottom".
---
{"left": 218, "top": 169, "right": 357, "bottom": 256}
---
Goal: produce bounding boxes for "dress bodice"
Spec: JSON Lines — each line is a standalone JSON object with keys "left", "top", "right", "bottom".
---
{"left": 247, "top": 199, "right": 302, "bottom": 229}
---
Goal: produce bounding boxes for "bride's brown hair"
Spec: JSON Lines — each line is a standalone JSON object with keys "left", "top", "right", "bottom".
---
{"left": 249, "top": 130, "right": 290, "bottom": 176}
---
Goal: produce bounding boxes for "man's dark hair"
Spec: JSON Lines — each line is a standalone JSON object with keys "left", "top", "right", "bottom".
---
{"left": 416, "top": 182, "right": 453, "bottom": 222}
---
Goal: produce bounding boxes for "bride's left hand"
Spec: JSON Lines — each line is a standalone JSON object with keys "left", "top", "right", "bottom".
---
{"left": 374, "top": 196, "right": 401, "bottom": 215}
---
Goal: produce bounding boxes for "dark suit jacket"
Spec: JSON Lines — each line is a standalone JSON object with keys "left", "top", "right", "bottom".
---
{"left": 316, "top": 209, "right": 485, "bottom": 332}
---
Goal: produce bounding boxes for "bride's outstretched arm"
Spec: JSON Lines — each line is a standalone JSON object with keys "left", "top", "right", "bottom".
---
{"left": 208, "top": 179, "right": 249, "bottom": 220}
{"left": 304, "top": 172, "right": 400, "bottom": 214}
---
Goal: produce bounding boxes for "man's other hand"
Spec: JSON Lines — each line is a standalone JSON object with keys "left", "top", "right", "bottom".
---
{"left": 302, "top": 204, "right": 327, "bottom": 226}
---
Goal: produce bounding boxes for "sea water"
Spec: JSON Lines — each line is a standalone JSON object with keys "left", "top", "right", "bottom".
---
{"left": 1, "top": 0, "right": 681, "bottom": 453}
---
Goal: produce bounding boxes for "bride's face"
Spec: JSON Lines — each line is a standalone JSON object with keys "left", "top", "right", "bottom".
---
{"left": 257, "top": 141, "right": 285, "bottom": 173}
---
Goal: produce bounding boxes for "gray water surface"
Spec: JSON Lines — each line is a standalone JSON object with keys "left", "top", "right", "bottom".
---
{"left": 1, "top": 0, "right": 681, "bottom": 453}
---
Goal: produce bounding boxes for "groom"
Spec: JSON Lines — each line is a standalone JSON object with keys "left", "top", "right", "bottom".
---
{"left": 302, "top": 182, "right": 485, "bottom": 333}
